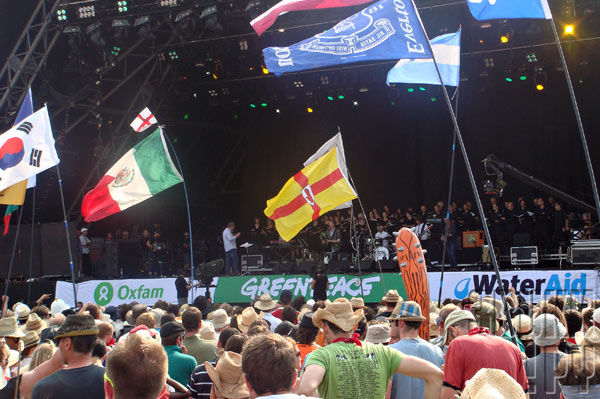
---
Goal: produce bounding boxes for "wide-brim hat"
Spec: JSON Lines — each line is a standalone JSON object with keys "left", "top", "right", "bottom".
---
{"left": 21, "top": 313, "right": 45, "bottom": 335}
{"left": 471, "top": 302, "right": 499, "bottom": 333}
{"left": 50, "top": 299, "right": 70, "bottom": 316}
{"left": 212, "top": 309, "right": 231, "bottom": 330}
{"left": 482, "top": 297, "right": 506, "bottom": 321}
{"left": 442, "top": 310, "right": 475, "bottom": 345}
{"left": 23, "top": 330, "right": 40, "bottom": 350}
{"left": 200, "top": 322, "right": 216, "bottom": 341}
{"left": 461, "top": 368, "right": 526, "bottom": 399}
{"left": 382, "top": 290, "right": 401, "bottom": 303}
{"left": 579, "top": 325, "right": 600, "bottom": 347}
{"left": 54, "top": 315, "right": 99, "bottom": 340}
{"left": 0, "top": 317, "right": 25, "bottom": 338}
{"left": 365, "top": 323, "right": 391, "bottom": 344}
{"left": 254, "top": 294, "right": 278, "bottom": 312}
{"left": 312, "top": 298, "right": 364, "bottom": 332}
{"left": 532, "top": 313, "right": 567, "bottom": 347}
{"left": 15, "top": 304, "right": 31, "bottom": 321}
{"left": 236, "top": 307, "right": 263, "bottom": 333}
{"left": 512, "top": 314, "right": 533, "bottom": 341}
{"left": 350, "top": 297, "right": 365, "bottom": 309}
{"left": 204, "top": 351, "right": 249, "bottom": 399}
{"left": 389, "top": 300, "right": 426, "bottom": 322}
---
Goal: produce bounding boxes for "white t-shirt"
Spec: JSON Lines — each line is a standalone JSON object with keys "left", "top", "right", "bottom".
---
{"left": 79, "top": 235, "right": 91, "bottom": 254}
{"left": 375, "top": 231, "right": 390, "bottom": 248}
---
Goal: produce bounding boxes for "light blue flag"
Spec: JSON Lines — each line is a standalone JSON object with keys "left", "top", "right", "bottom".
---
{"left": 467, "top": 0, "right": 552, "bottom": 20}
{"left": 387, "top": 28, "right": 460, "bottom": 86}
{"left": 263, "top": 0, "right": 432, "bottom": 76}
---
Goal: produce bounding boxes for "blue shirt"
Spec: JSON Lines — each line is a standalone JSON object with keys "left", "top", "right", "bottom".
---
{"left": 223, "top": 228, "right": 237, "bottom": 252}
{"left": 389, "top": 338, "right": 444, "bottom": 399}
{"left": 164, "top": 345, "right": 197, "bottom": 386}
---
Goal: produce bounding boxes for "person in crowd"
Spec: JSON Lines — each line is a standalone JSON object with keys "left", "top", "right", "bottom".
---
{"left": 555, "top": 351, "right": 600, "bottom": 398}
{"left": 182, "top": 307, "right": 218, "bottom": 364}
{"left": 473, "top": 299, "right": 525, "bottom": 352}
{"left": 564, "top": 309, "right": 583, "bottom": 345}
{"left": 291, "top": 296, "right": 306, "bottom": 313}
{"left": 533, "top": 303, "right": 577, "bottom": 355}
{"left": 17, "top": 331, "right": 40, "bottom": 373}
{"left": 205, "top": 351, "right": 249, "bottom": 399}
{"left": 295, "top": 312, "right": 320, "bottom": 366}
{"left": 440, "top": 308, "right": 528, "bottom": 399}
{"left": 525, "top": 314, "right": 566, "bottom": 399}
{"left": 253, "top": 294, "right": 282, "bottom": 332}
{"left": 91, "top": 339, "right": 107, "bottom": 366}
{"left": 32, "top": 315, "right": 105, "bottom": 399}
{"left": 364, "top": 323, "right": 390, "bottom": 345}
{"left": 350, "top": 298, "right": 364, "bottom": 312}
{"left": 389, "top": 301, "right": 444, "bottom": 399}
{"left": 0, "top": 317, "right": 25, "bottom": 351}
{"left": 461, "top": 368, "right": 527, "bottom": 399}
{"left": 430, "top": 303, "right": 460, "bottom": 349}
{"left": 212, "top": 309, "right": 231, "bottom": 341}
{"left": 375, "top": 290, "right": 401, "bottom": 319}
{"left": 175, "top": 271, "right": 191, "bottom": 306}
{"left": 512, "top": 314, "right": 534, "bottom": 355}
{"left": 242, "top": 333, "right": 318, "bottom": 399}
{"left": 281, "top": 307, "right": 298, "bottom": 325}
{"left": 97, "top": 322, "right": 114, "bottom": 347}
{"left": 310, "top": 266, "right": 329, "bottom": 302}
{"left": 236, "top": 308, "right": 263, "bottom": 335}
{"left": 22, "top": 313, "right": 46, "bottom": 337}
{"left": 223, "top": 222, "right": 241, "bottom": 275}
{"left": 25, "top": 342, "right": 56, "bottom": 372}
{"left": 298, "top": 298, "right": 443, "bottom": 399}
{"left": 160, "top": 321, "right": 197, "bottom": 386}
{"left": 104, "top": 332, "right": 168, "bottom": 399}
{"left": 271, "top": 290, "right": 293, "bottom": 320}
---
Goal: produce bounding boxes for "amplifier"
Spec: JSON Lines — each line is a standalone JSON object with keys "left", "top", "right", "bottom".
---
{"left": 569, "top": 240, "right": 600, "bottom": 265}
{"left": 510, "top": 246, "right": 538, "bottom": 265}
{"left": 242, "top": 255, "right": 272, "bottom": 274}
{"left": 463, "top": 231, "right": 485, "bottom": 248}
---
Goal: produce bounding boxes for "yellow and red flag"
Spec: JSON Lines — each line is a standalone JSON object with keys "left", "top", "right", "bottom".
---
{"left": 265, "top": 147, "right": 356, "bottom": 241}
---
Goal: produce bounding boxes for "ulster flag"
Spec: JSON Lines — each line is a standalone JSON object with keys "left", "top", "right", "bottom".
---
{"left": 130, "top": 107, "right": 158, "bottom": 133}
{"left": 264, "top": 148, "right": 356, "bottom": 241}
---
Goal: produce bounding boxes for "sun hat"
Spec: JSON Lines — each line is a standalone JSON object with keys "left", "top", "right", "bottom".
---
{"left": 389, "top": 301, "right": 426, "bottom": 322}
{"left": 299, "top": 312, "right": 318, "bottom": 329}
{"left": 212, "top": 309, "right": 231, "bottom": 330}
{"left": 6, "top": 349, "right": 19, "bottom": 368}
{"left": 50, "top": 299, "right": 70, "bottom": 316}
{"left": 442, "top": 310, "right": 475, "bottom": 345}
{"left": 461, "top": 368, "right": 526, "bottom": 399}
{"left": 15, "top": 304, "right": 31, "bottom": 322}
{"left": 21, "top": 313, "right": 45, "bottom": 335}
{"left": 468, "top": 291, "right": 480, "bottom": 303}
{"left": 306, "top": 299, "right": 315, "bottom": 308}
{"left": 592, "top": 308, "right": 600, "bottom": 325}
{"left": 578, "top": 325, "right": 600, "bottom": 347}
{"left": 312, "top": 298, "right": 364, "bottom": 332}
{"left": 81, "top": 227, "right": 88, "bottom": 232}
{"left": 54, "top": 315, "right": 99, "bottom": 340}
{"left": 200, "top": 322, "right": 217, "bottom": 341}
{"left": 532, "top": 313, "right": 567, "bottom": 347}
{"left": 236, "top": 307, "right": 263, "bottom": 333}
{"left": 23, "top": 331, "right": 40, "bottom": 350}
{"left": 350, "top": 297, "right": 365, "bottom": 309}
{"left": 160, "top": 322, "right": 185, "bottom": 339}
{"left": 471, "top": 301, "right": 499, "bottom": 333}
{"left": 0, "top": 317, "right": 26, "bottom": 338}
{"left": 482, "top": 297, "right": 506, "bottom": 321}
{"left": 382, "top": 290, "right": 401, "bottom": 303}
{"left": 512, "top": 314, "right": 533, "bottom": 341}
{"left": 205, "top": 351, "right": 249, "bottom": 399}
{"left": 365, "top": 324, "right": 391, "bottom": 344}
{"left": 254, "top": 294, "right": 278, "bottom": 312}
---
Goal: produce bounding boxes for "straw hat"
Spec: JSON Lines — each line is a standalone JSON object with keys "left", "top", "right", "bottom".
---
{"left": 204, "top": 351, "right": 249, "bottom": 399}
{"left": 23, "top": 331, "right": 40, "bottom": 350}
{"left": 212, "top": 309, "right": 231, "bottom": 330}
{"left": 579, "top": 325, "right": 600, "bottom": 347}
{"left": 468, "top": 291, "right": 480, "bottom": 302}
{"left": 532, "top": 314, "right": 567, "bottom": 347}
{"left": 350, "top": 297, "right": 365, "bottom": 309}
{"left": 254, "top": 294, "right": 278, "bottom": 312}
{"left": 364, "top": 324, "right": 391, "bottom": 344}
{"left": 0, "top": 317, "right": 25, "bottom": 338}
{"left": 236, "top": 307, "right": 263, "bottom": 333}
{"left": 200, "top": 322, "right": 217, "bottom": 341}
{"left": 21, "top": 314, "right": 45, "bottom": 335}
{"left": 382, "top": 290, "right": 401, "bottom": 303}
{"left": 6, "top": 349, "right": 19, "bottom": 368}
{"left": 15, "top": 304, "right": 31, "bottom": 322}
{"left": 512, "top": 314, "right": 533, "bottom": 341}
{"left": 312, "top": 298, "right": 364, "bottom": 332}
{"left": 442, "top": 310, "right": 475, "bottom": 345}
{"left": 461, "top": 368, "right": 526, "bottom": 399}
{"left": 482, "top": 297, "right": 506, "bottom": 321}
{"left": 50, "top": 299, "right": 70, "bottom": 316}
{"left": 54, "top": 315, "right": 99, "bottom": 340}
{"left": 471, "top": 302, "right": 499, "bottom": 333}
{"left": 389, "top": 301, "right": 426, "bottom": 322}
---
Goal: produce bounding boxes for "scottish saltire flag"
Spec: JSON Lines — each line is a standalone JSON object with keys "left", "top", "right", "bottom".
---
{"left": 263, "top": 0, "right": 432, "bottom": 76}
{"left": 467, "top": 0, "right": 552, "bottom": 20}
{"left": 387, "top": 28, "right": 461, "bottom": 86}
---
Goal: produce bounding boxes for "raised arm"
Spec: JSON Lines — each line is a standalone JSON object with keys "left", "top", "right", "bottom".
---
{"left": 395, "top": 355, "right": 443, "bottom": 399}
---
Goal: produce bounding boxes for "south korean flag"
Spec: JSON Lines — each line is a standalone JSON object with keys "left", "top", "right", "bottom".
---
{"left": 0, "top": 106, "right": 59, "bottom": 192}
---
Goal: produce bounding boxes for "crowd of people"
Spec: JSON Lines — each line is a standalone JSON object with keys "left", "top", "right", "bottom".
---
{"left": 1, "top": 284, "right": 600, "bottom": 398}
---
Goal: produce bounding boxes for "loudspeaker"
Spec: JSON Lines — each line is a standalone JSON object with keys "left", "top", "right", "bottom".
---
{"left": 117, "top": 239, "right": 142, "bottom": 277}
{"left": 199, "top": 258, "right": 225, "bottom": 278}
{"left": 513, "top": 233, "right": 531, "bottom": 246}
{"left": 275, "top": 262, "right": 295, "bottom": 274}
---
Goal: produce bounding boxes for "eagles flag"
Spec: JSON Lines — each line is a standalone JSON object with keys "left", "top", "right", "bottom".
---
{"left": 263, "top": 0, "right": 432, "bottom": 76}
{"left": 264, "top": 148, "right": 357, "bottom": 241}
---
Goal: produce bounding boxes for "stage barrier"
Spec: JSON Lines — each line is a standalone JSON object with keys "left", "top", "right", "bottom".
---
{"left": 55, "top": 269, "right": 600, "bottom": 307}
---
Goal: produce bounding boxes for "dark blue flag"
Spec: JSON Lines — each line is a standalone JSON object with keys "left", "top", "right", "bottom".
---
{"left": 263, "top": 0, "right": 432, "bottom": 76}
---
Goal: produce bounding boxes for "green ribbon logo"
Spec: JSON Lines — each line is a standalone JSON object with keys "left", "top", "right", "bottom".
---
{"left": 94, "top": 282, "right": 114, "bottom": 306}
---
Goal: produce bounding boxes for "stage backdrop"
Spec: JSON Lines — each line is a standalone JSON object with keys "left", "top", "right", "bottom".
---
{"left": 55, "top": 270, "right": 599, "bottom": 307}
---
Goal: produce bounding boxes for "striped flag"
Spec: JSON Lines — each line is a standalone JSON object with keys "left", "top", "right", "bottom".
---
{"left": 387, "top": 28, "right": 461, "bottom": 87}
{"left": 265, "top": 148, "right": 356, "bottom": 241}
{"left": 81, "top": 128, "right": 182, "bottom": 222}
{"left": 250, "top": 0, "right": 374, "bottom": 36}
{"left": 3, "top": 205, "right": 17, "bottom": 236}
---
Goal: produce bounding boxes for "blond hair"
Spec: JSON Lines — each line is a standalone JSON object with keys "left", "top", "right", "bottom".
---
{"left": 28, "top": 342, "right": 56, "bottom": 371}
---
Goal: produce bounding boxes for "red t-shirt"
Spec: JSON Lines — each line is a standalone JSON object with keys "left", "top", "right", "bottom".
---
{"left": 443, "top": 333, "right": 529, "bottom": 392}
{"left": 271, "top": 307, "right": 298, "bottom": 323}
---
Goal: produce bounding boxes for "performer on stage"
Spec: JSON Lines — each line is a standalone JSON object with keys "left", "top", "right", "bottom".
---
{"left": 322, "top": 220, "right": 341, "bottom": 260}
{"left": 310, "top": 265, "right": 329, "bottom": 301}
{"left": 374, "top": 223, "right": 391, "bottom": 260}
{"left": 79, "top": 227, "right": 92, "bottom": 277}
{"left": 223, "top": 222, "right": 240, "bottom": 275}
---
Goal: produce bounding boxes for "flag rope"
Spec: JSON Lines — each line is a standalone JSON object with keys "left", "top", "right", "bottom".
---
{"left": 27, "top": 185, "right": 36, "bottom": 304}
{"left": 57, "top": 165, "right": 78, "bottom": 307}
{"left": 3, "top": 205, "right": 23, "bottom": 301}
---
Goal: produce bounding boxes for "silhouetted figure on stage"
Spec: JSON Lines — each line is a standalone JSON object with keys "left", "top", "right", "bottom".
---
{"left": 442, "top": 217, "right": 458, "bottom": 269}
{"left": 223, "top": 222, "right": 240, "bottom": 275}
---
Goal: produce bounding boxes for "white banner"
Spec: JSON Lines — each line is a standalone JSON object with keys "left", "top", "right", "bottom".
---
{"left": 56, "top": 278, "right": 219, "bottom": 308}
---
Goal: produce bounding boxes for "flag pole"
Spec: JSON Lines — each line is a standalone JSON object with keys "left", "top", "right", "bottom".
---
{"left": 3, "top": 206, "right": 24, "bottom": 301}
{"left": 56, "top": 165, "right": 78, "bottom": 307}
{"left": 162, "top": 129, "right": 196, "bottom": 301}
{"left": 413, "top": 15, "right": 517, "bottom": 343}
{"left": 27, "top": 186, "right": 36, "bottom": 304}
{"left": 437, "top": 87, "right": 459, "bottom": 307}
{"left": 548, "top": 18, "right": 600, "bottom": 219}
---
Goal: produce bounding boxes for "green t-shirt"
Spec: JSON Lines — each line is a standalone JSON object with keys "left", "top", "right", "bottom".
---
{"left": 501, "top": 330, "right": 526, "bottom": 353}
{"left": 182, "top": 335, "right": 218, "bottom": 364}
{"left": 304, "top": 342, "right": 403, "bottom": 399}
{"left": 164, "top": 345, "right": 197, "bottom": 386}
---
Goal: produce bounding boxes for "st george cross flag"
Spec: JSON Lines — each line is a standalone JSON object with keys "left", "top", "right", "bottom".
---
{"left": 265, "top": 147, "right": 357, "bottom": 241}
{"left": 81, "top": 128, "right": 182, "bottom": 222}
{"left": 130, "top": 107, "right": 158, "bottom": 133}
{"left": 0, "top": 106, "right": 59, "bottom": 192}
{"left": 251, "top": 0, "right": 374, "bottom": 36}
{"left": 263, "top": 0, "right": 432, "bottom": 76}
{"left": 467, "top": 0, "right": 552, "bottom": 20}
{"left": 387, "top": 28, "right": 461, "bottom": 86}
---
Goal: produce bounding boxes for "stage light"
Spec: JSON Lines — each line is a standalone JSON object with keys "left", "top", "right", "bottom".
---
{"left": 184, "top": 113, "right": 190, "bottom": 120}
{"left": 484, "top": 57, "right": 495, "bottom": 68}
{"left": 260, "top": 102, "right": 267, "bottom": 107}
{"left": 500, "top": 35, "right": 509, "bottom": 43}
{"left": 564, "top": 24, "right": 574, "bottom": 34}
{"left": 327, "top": 96, "right": 334, "bottom": 101}
{"left": 168, "top": 50, "right": 179, "bottom": 60}
{"left": 337, "top": 94, "right": 344, "bottom": 99}
{"left": 391, "top": 101, "right": 396, "bottom": 106}
{"left": 87, "top": 23, "right": 105, "bottom": 48}
{"left": 293, "top": 81, "right": 304, "bottom": 88}
{"left": 430, "top": 97, "right": 437, "bottom": 101}
{"left": 57, "top": 9, "right": 67, "bottom": 21}
{"left": 239, "top": 39, "right": 248, "bottom": 51}
{"left": 407, "top": 88, "right": 414, "bottom": 93}
{"left": 79, "top": 5, "right": 95, "bottom": 18}
{"left": 262, "top": 66, "right": 269, "bottom": 74}
{"left": 212, "top": 73, "right": 218, "bottom": 80}
{"left": 117, "top": 1, "right": 128, "bottom": 12}
{"left": 160, "top": 0, "right": 177, "bottom": 6}
{"left": 307, "top": 107, "right": 313, "bottom": 113}
{"left": 418, "top": 87, "right": 426, "bottom": 91}
{"left": 505, "top": 77, "right": 513, "bottom": 82}
{"left": 536, "top": 84, "right": 544, "bottom": 91}
{"left": 526, "top": 53, "right": 537, "bottom": 63}
{"left": 320, "top": 76, "right": 329, "bottom": 85}
{"left": 208, "top": 90, "right": 218, "bottom": 97}
{"left": 250, "top": 104, "right": 256, "bottom": 108}
{"left": 353, "top": 101, "right": 359, "bottom": 106}
{"left": 275, "top": 109, "right": 280, "bottom": 113}
{"left": 135, "top": 16, "right": 155, "bottom": 41}
{"left": 111, "top": 46, "right": 121, "bottom": 56}
{"left": 520, "top": 75, "right": 527, "bottom": 81}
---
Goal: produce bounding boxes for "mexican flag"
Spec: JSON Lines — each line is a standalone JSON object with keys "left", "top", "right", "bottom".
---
{"left": 81, "top": 128, "right": 182, "bottom": 222}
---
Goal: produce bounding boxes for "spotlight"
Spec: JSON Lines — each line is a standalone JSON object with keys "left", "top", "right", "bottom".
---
{"left": 293, "top": 81, "right": 304, "bottom": 88}
{"left": 239, "top": 39, "right": 248, "bottom": 51}
{"left": 526, "top": 53, "right": 537, "bottom": 63}
{"left": 160, "top": 0, "right": 177, "bottom": 6}
{"left": 134, "top": 16, "right": 155, "bottom": 41}
{"left": 519, "top": 75, "right": 527, "bottom": 81}
{"left": 57, "top": 9, "right": 67, "bottom": 21}
{"left": 110, "top": 45, "right": 121, "bottom": 56}
{"left": 250, "top": 104, "right": 257, "bottom": 108}
{"left": 320, "top": 76, "right": 329, "bottom": 86}
{"left": 87, "top": 23, "right": 105, "bottom": 48}
{"left": 534, "top": 67, "right": 547, "bottom": 91}
{"left": 484, "top": 57, "right": 495, "bottom": 68}
{"left": 564, "top": 24, "right": 574, "bottom": 35}
{"left": 407, "top": 88, "right": 414, "bottom": 93}
{"left": 275, "top": 109, "right": 281, "bottom": 113}
{"left": 307, "top": 107, "right": 313, "bottom": 113}
{"left": 117, "top": 0, "right": 128, "bottom": 13}
{"left": 500, "top": 35, "right": 509, "bottom": 43}
{"left": 327, "top": 96, "right": 334, "bottom": 101}
{"left": 260, "top": 102, "right": 267, "bottom": 107}
{"left": 168, "top": 50, "right": 179, "bottom": 60}
{"left": 536, "top": 84, "right": 544, "bottom": 91}
{"left": 261, "top": 66, "right": 269, "bottom": 74}
{"left": 418, "top": 87, "right": 426, "bottom": 91}
{"left": 352, "top": 101, "right": 359, "bottom": 106}
{"left": 208, "top": 90, "right": 218, "bottom": 97}
{"left": 505, "top": 77, "right": 513, "bottom": 82}
{"left": 79, "top": 5, "right": 96, "bottom": 19}
{"left": 337, "top": 94, "right": 344, "bottom": 99}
